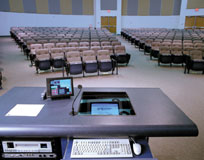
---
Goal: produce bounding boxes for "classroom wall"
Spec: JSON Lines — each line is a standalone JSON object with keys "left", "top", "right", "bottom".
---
{"left": 0, "top": 12, "right": 95, "bottom": 36}
{"left": 0, "top": 0, "right": 94, "bottom": 15}
{"left": 0, "top": 0, "right": 204, "bottom": 36}
{"left": 121, "top": 16, "right": 180, "bottom": 29}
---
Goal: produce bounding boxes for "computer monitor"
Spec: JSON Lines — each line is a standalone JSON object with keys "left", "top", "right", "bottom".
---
{"left": 91, "top": 102, "right": 119, "bottom": 115}
{"left": 46, "top": 77, "right": 74, "bottom": 99}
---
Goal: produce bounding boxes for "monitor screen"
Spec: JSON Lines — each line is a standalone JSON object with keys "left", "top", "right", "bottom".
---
{"left": 91, "top": 103, "right": 119, "bottom": 115}
{"left": 46, "top": 77, "right": 74, "bottom": 99}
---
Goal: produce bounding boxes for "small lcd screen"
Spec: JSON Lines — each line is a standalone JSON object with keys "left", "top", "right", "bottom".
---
{"left": 47, "top": 77, "right": 74, "bottom": 99}
{"left": 91, "top": 103, "right": 119, "bottom": 115}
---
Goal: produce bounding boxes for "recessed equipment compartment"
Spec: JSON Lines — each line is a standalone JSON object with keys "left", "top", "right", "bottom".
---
{"left": 78, "top": 92, "right": 136, "bottom": 115}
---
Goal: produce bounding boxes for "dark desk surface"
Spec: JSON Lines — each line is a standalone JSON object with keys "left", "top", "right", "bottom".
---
{"left": 0, "top": 87, "right": 198, "bottom": 137}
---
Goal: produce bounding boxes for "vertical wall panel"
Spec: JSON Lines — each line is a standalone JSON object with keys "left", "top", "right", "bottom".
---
{"left": 48, "top": 0, "right": 60, "bottom": 14}
{"left": 101, "top": 0, "right": 117, "bottom": 10}
{"left": 187, "top": 0, "right": 204, "bottom": 9}
{"left": 22, "top": 0, "right": 36, "bottom": 13}
{"left": 127, "top": 0, "right": 138, "bottom": 16}
{"left": 173, "top": 0, "right": 181, "bottom": 15}
{"left": 36, "top": 0, "right": 49, "bottom": 14}
{"left": 161, "top": 0, "right": 173, "bottom": 16}
{"left": 138, "top": 0, "right": 150, "bottom": 16}
{"left": 72, "top": 0, "right": 83, "bottom": 15}
{"left": 60, "top": 0, "right": 72, "bottom": 15}
{"left": 150, "top": 0, "right": 161, "bottom": 15}
{"left": 83, "top": 0, "right": 93, "bottom": 15}
{"left": 122, "top": 0, "right": 128, "bottom": 15}
{"left": 9, "top": 0, "right": 24, "bottom": 13}
{"left": 0, "top": 0, "right": 10, "bottom": 12}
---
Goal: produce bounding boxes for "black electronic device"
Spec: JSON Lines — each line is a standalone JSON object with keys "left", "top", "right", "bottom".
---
{"left": 46, "top": 77, "right": 74, "bottom": 100}
{"left": 0, "top": 137, "right": 64, "bottom": 160}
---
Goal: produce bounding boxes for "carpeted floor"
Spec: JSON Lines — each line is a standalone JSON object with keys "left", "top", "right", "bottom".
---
{"left": 0, "top": 36, "right": 203, "bottom": 160}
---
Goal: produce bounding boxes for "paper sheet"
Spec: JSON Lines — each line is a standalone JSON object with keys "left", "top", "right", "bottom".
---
{"left": 5, "top": 104, "right": 44, "bottom": 117}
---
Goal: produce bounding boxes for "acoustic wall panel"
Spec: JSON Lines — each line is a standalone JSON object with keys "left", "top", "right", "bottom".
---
{"left": 0, "top": 0, "right": 10, "bottom": 12}
{"left": 122, "top": 0, "right": 128, "bottom": 15}
{"left": 22, "top": 0, "right": 36, "bottom": 13}
{"left": 127, "top": 0, "right": 138, "bottom": 16}
{"left": 36, "top": 0, "right": 49, "bottom": 14}
{"left": 48, "top": 0, "right": 60, "bottom": 14}
{"left": 83, "top": 0, "right": 93, "bottom": 15}
{"left": 72, "top": 0, "right": 83, "bottom": 15}
{"left": 187, "top": 0, "right": 204, "bottom": 9}
{"left": 138, "top": 0, "right": 150, "bottom": 16}
{"left": 161, "top": 0, "right": 173, "bottom": 16}
{"left": 60, "top": 0, "right": 72, "bottom": 15}
{"left": 101, "top": 0, "right": 117, "bottom": 10}
{"left": 150, "top": 0, "right": 161, "bottom": 15}
{"left": 9, "top": 0, "right": 24, "bottom": 13}
{"left": 173, "top": 0, "right": 181, "bottom": 15}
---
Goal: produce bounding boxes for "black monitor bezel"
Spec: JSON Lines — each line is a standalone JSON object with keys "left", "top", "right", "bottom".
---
{"left": 46, "top": 77, "right": 74, "bottom": 99}
{"left": 90, "top": 102, "right": 120, "bottom": 115}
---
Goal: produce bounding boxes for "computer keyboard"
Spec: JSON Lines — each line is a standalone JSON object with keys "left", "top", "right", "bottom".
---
{"left": 70, "top": 139, "right": 133, "bottom": 158}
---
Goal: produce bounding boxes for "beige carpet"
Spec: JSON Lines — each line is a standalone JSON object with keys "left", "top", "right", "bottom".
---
{"left": 0, "top": 36, "right": 203, "bottom": 160}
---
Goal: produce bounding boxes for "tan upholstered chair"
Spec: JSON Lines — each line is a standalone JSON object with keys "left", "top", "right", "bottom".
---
{"left": 65, "top": 51, "right": 83, "bottom": 76}
{"left": 113, "top": 45, "right": 130, "bottom": 65}
{"left": 50, "top": 48, "right": 65, "bottom": 71}
{"left": 158, "top": 45, "right": 172, "bottom": 66}
{"left": 185, "top": 50, "right": 204, "bottom": 74}
{"left": 82, "top": 50, "right": 98, "bottom": 75}
{"left": 35, "top": 49, "right": 51, "bottom": 73}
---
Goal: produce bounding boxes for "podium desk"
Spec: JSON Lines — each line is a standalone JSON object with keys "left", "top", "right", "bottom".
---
{"left": 0, "top": 87, "right": 198, "bottom": 137}
{"left": 0, "top": 87, "right": 198, "bottom": 159}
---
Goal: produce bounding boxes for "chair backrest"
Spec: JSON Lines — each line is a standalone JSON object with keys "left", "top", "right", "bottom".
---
{"left": 151, "top": 41, "right": 161, "bottom": 47}
{"left": 35, "top": 48, "right": 49, "bottom": 56}
{"left": 79, "top": 46, "right": 89, "bottom": 52}
{"left": 171, "top": 46, "right": 182, "bottom": 55}
{"left": 30, "top": 44, "right": 43, "bottom": 50}
{"left": 190, "top": 50, "right": 203, "bottom": 60}
{"left": 50, "top": 48, "right": 63, "bottom": 54}
{"left": 37, "top": 39, "right": 48, "bottom": 44}
{"left": 91, "top": 46, "right": 101, "bottom": 54}
{"left": 102, "top": 46, "right": 113, "bottom": 54}
{"left": 114, "top": 45, "right": 126, "bottom": 54}
{"left": 56, "top": 42, "right": 67, "bottom": 48}
{"left": 68, "top": 42, "right": 79, "bottom": 47}
{"left": 111, "top": 41, "right": 121, "bottom": 46}
{"left": 59, "top": 38, "right": 69, "bottom": 43}
{"left": 64, "top": 47, "right": 79, "bottom": 52}
{"left": 159, "top": 46, "right": 170, "bottom": 54}
{"left": 82, "top": 50, "right": 95, "bottom": 57}
{"left": 49, "top": 39, "right": 59, "bottom": 43}
{"left": 194, "top": 43, "right": 204, "bottom": 50}
{"left": 66, "top": 51, "right": 81, "bottom": 58}
{"left": 97, "top": 50, "right": 110, "bottom": 56}
{"left": 79, "top": 42, "right": 89, "bottom": 47}
{"left": 91, "top": 41, "right": 100, "bottom": 46}
{"left": 43, "top": 43, "right": 55, "bottom": 49}
{"left": 101, "top": 41, "right": 111, "bottom": 46}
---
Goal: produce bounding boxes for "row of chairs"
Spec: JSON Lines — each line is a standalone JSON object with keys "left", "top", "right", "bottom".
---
{"left": 28, "top": 43, "right": 130, "bottom": 66}
{"left": 34, "top": 48, "right": 118, "bottom": 76}
{"left": 10, "top": 27, "right": 131, "bottom": 76}
{"left": 121, "top": 28, "right": 204, "bottom": 74}
{"left": 121, "top": 28, "right": 204, "bottom": 41}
